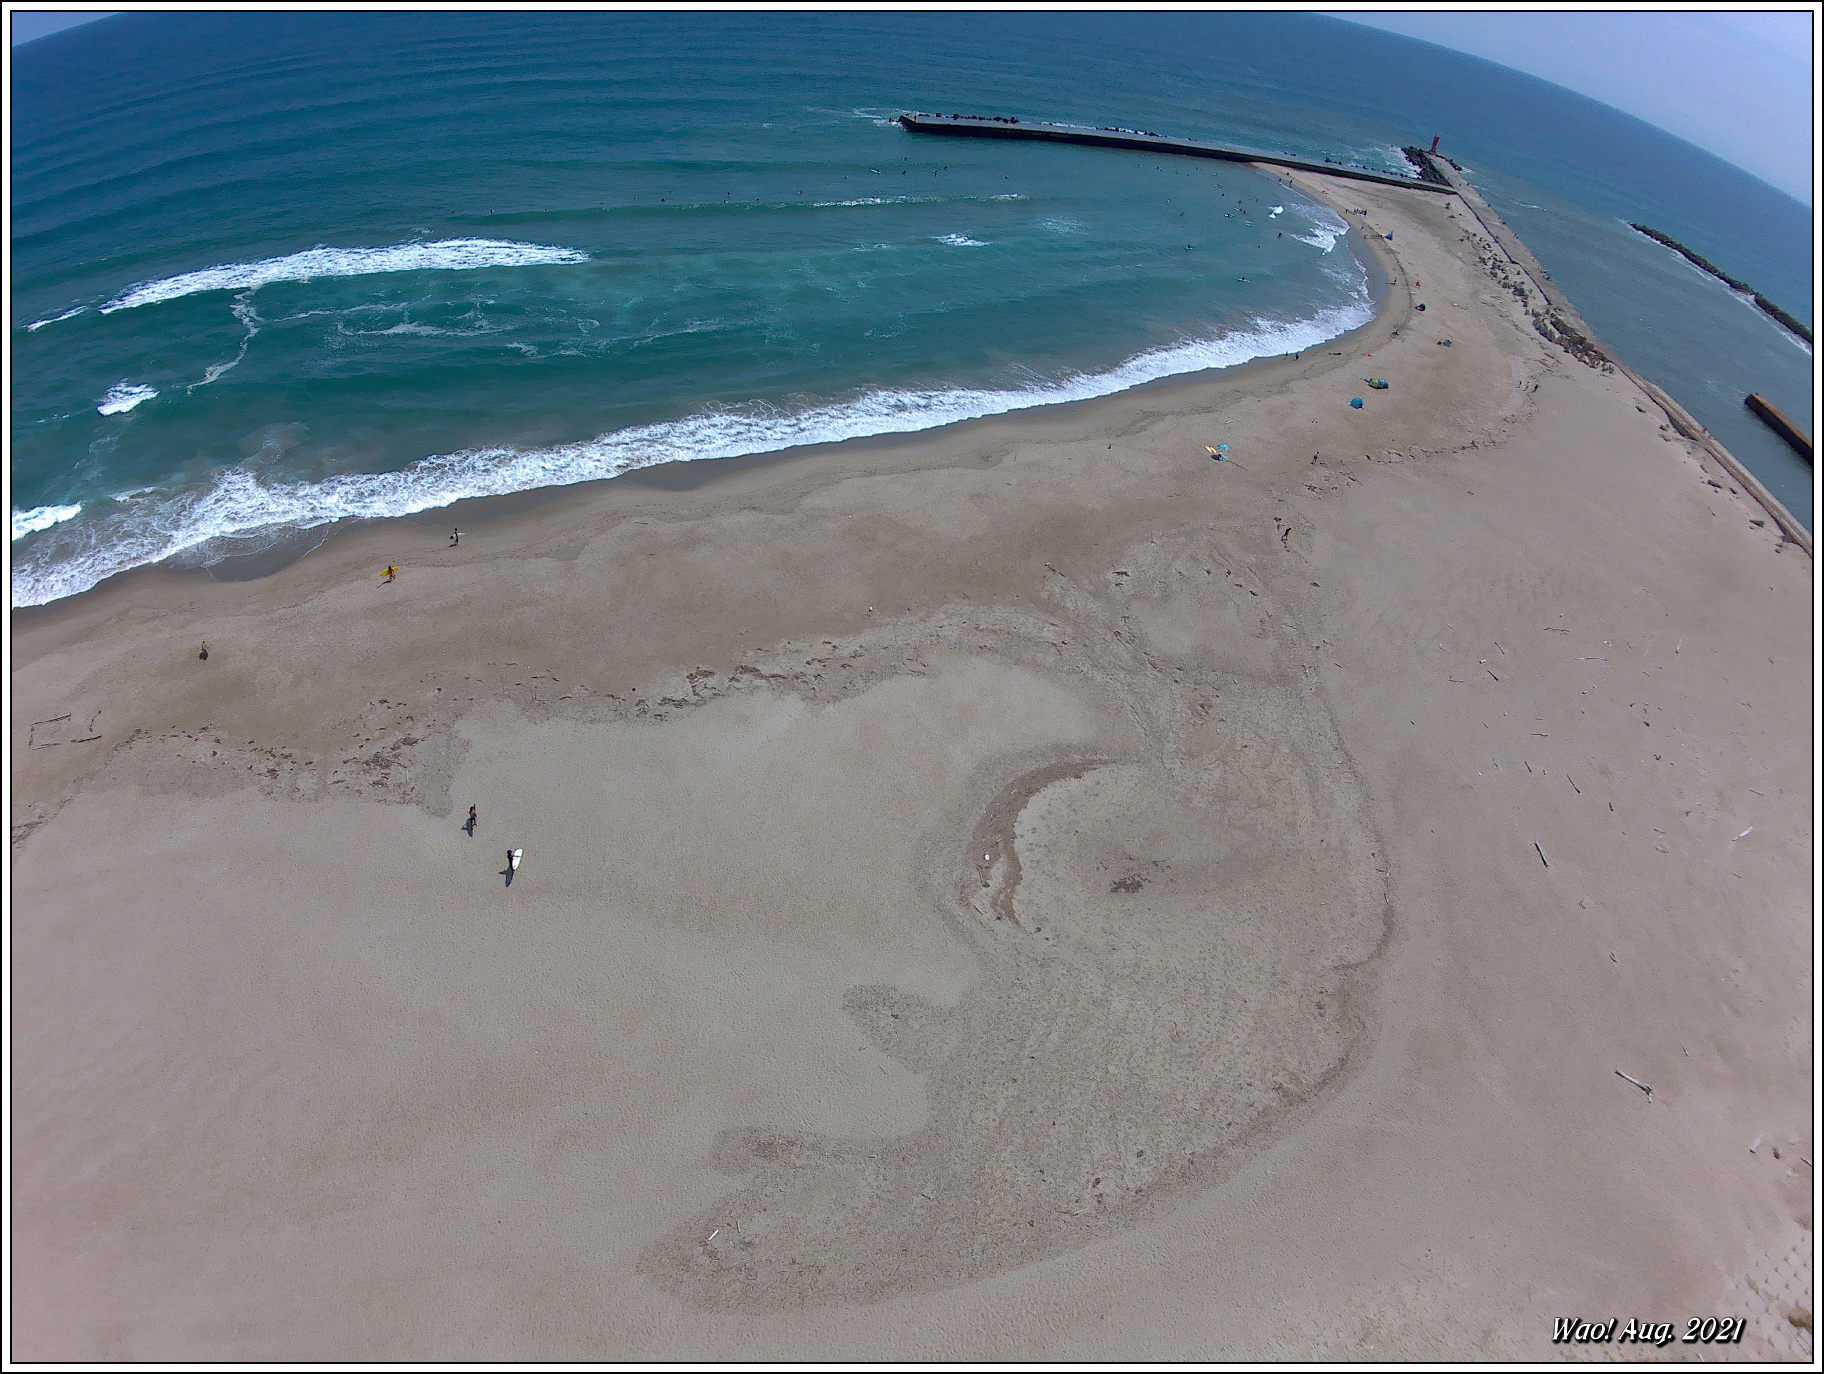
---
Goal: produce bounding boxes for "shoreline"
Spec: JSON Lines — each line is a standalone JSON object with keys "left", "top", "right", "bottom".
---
{"left": 22, "top": 151, "right": 1807, "bottom": 621}
{"left": 12, "top": 184, "right": 1399, "bottom": 621}
{"left": 12, "top": 163, "right": 1811, "bottom": 1361}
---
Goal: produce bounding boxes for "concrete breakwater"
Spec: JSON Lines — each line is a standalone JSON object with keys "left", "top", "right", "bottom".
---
{"left": 897, "top": 113, "right": 1455, "bottom": 194}
{"left": 1745, "top": 393, "right": 1812, "bottom": 463}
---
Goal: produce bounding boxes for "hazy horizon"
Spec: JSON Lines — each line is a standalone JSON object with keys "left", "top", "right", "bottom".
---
{"left": 13, "top": 7, "right": 1815, "bottom": 204}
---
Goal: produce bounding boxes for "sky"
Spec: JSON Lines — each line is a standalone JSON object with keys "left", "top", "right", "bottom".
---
{"left": 10, "top": 9, "right": 113, "bottom": 45}
{"left": 1330, "top": 10, "right": 1816, "bottom": 203}
{"left": 9, "top": 7, "right": 1817, "bottom": 202}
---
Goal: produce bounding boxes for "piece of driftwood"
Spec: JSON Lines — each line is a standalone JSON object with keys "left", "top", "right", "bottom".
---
{"left": 1615, "top": 1069, "right": 1653, "bottom": 1098}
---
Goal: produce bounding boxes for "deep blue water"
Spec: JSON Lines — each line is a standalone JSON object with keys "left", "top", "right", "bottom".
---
{"left": 11, "top": 12, "right": 1812, "bottom": 605}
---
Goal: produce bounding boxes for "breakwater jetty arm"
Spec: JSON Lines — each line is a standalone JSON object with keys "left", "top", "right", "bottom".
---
{"left": 893, "top": 113, "right": 1809, "bottom": 549}
{"left": 1630, "top": 225, "right": 1812, "bottom": 346}
{"left": 897, "top": 113, "right": 1455, "bottom": 194}
{"left": 1745, "top": 393, "right": 1812, "bottom": 463}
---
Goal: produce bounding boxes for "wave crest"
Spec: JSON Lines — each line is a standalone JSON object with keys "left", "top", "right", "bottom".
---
{"left": 12, "top": 504, "right": 83, "bottom": 541}
{"left": 24, "top": 305, "right": 87, "bottom": 332}
{"left": 1288, "top": 204, "right": 1351, "bottom": 253}
{"left": 80, "top": 238, "right": 591, "bottom": 316}
{"left": 10, "top": 287, "right": 1373, "bottom": 607}
{"left": 97, "top": 382, "right": 159, "bottom": 415}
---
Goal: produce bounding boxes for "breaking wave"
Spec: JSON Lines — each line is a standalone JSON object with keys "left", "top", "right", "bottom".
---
{"left": 12, "top": 504, "right": 83, "bottom": 541}
{"left": 11, "top": 285, "right": 1373, "bottom": 607}
{"left": 96, "top": 383, "right": 159, "bottom": 415}
{"left": 1288, "top": 204, "right": 1351, "bottom": 253}
{"left": 27, "top": 239, "right": 591, "bottom": 326}
{"left": 812, "top": 193, "right": 1028, "bottom": 209}
{"left": 25, "top": 305, "right": 87, "bottom": 332}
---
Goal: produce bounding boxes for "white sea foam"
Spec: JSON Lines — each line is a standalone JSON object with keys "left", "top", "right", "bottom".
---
{"left": 12, "top": 504, "right": 82, "bottom": 541}
{"left": 1291, "top": 227, "right": 1344, "bottom": 253}
{"left": 813, "top": 193, "right": 1028, "bottom": 209}
{"left": 1288, "top": 204, "right": 1351, "bottom": 254}
{"left": 369, "top": 319, "right": 502, "bottom": 338}
{"left": 26, "top": 305, "right": 88, "bottom": 332}
{"left": 10, "top": 283, "right": 1374, "bottom": 608}
{"left": 1723, "top": 288, "right": 1812, "bottom": 353}
{"left": 934, "top": 233, "right": 988, "bottom": 247}
{"left": 96, "top": 383, "right": 159, "bottom": 415}
{"left": 814, "top": 195, "right": 944, "bottom": 208}
{"left": 91, "top": 238, "right": 589, "bottom": 315}
{"left": 1268, "top": 206, "right": 1285, "bottom": 218}
{"left": 190, "top": 291, "right": 262, "bottom": 390}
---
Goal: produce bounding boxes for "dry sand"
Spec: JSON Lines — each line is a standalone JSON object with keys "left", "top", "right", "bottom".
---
{"left": 9, "top": 170, "right": 1813, "bottom": 1362}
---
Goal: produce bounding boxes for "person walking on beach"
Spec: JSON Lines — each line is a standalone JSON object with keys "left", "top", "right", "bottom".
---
{"left": 382, "top": 564, "right": 398, "bottom": 583}
{"left": 466, "top": 805, "right": 477, "bottom": 836}
{"left": 450, "top": 527, "right": 461, "bottom": 547}
{"left": 198, "top": 640, "right": 209, "bottom": 661}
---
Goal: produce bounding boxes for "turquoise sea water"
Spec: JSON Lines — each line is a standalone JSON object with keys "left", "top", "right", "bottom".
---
{"left": 11, "top": 12, "right": 1813, "bottom": 605}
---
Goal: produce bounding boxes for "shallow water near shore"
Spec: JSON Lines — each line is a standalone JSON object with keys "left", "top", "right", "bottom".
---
{"left": 11, "top": 11, "right": 1812, "bottom": 605}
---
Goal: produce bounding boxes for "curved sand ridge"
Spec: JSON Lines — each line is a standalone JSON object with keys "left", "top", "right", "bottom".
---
{"left": 638, "top": 552, "right": 1388, "bottom": 1307}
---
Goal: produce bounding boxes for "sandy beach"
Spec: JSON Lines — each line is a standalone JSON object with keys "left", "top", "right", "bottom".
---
{"left": 10, "top": 169, "right": 1812, "bottom": 1361}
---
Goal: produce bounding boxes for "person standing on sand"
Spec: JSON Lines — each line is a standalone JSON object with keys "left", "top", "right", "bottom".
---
{"left": 466, "top": 805, "right": 477, "bottom": 836}
{"left": 450, "top": 528, "right": 460, "bottom": 547}
{"left": 198, "top": 640, "right": 208, "bottom": 661}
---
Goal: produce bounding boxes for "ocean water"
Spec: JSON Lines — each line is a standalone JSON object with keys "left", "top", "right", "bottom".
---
{"left": 11, "top": 12, "right": 1813, "bottom": 606}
